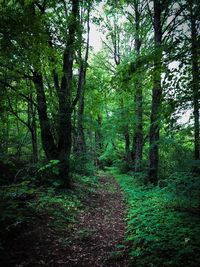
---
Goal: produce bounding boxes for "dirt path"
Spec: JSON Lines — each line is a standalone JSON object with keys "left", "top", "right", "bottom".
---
{"left": 62, "top": 174, "right": 130, "bottom": 267}
{"left": 6, "top": 173, "right": 130, "bottom": 267}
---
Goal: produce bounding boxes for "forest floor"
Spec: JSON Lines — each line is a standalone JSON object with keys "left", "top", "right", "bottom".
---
{"left": 4, "top": 173, "right": 131, "bottom": 267}
{"left": 60, "top": 174, "right": 130, "bottom": 267}
{"left": 2, "top": 169, "right": 200, "bottom": 266}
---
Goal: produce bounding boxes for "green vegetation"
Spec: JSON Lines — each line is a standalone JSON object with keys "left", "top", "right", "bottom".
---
{"left": 0, "top": 0, "right": 200, "bottom": 266}
{"left": 0, "top": 173, "right": 99, "bottom": 263}
{"left": 109, "top": 167, "right": 200, "bottom": 267}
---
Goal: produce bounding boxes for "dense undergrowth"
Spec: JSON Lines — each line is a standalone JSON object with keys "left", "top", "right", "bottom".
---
{"left": 107, "top": 167, "right": 200, "bottom": 267}
{"left": 0, "top": 168, "right": 99, "bottom": 264}
{"left": 1, "top": 157, "right": 200, "bottom": 267}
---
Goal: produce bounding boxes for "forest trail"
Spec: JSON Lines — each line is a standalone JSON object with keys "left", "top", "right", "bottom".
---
{"left": 5, "top": 173, "right": 131, "bottom": 267}
{"left": 62, "top": 173, "right": 130, "bottom": 267}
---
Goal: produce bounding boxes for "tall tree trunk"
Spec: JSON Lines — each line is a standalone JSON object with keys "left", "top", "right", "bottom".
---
{"left": 131, "top": 0, "right": 143, "bottom": 172}
{"left": 111, "top": 12, "right": 132, "bottom": 164}
{"left": 124, "top": 126, "right": 131, "bottom": 164}
{"left": 190, "top": 2, "right": 200, "bottom": 163}
{"left": 148, "top": 0, "right": 162, "bottom": 184}
{"left": 76, "top": 3, "right": 90, "bottom": 156}
{"left": 119, "top": 98, "right": 131, "bottom": 165}
{"left": 95, "top": 115, "right": 103, "bottom": 153}
{"left": 132, "top": 84, "right": 143, "bottom": 171}
{"left": 26, "top": 2, "right": 57, "bottom": 161}
{"left": 33, "top": 72, "right": 58, "bottom": 160}
{"left": 76, "top": 83, "right": 86, "bottom": 154}
{"left": 72, "top": 108, "right": 77, "bottom": 153}
{"left": 58, "top": 0, "right": 79, "bottom": 187}
{"left": 132, "top": 79, "right": 143, "bottom": 171}
{"left": 31, "top": 107, "right": 38, "bottom": 163}
{"left": 30, "top": 127, "right": 38, "bottom": 163}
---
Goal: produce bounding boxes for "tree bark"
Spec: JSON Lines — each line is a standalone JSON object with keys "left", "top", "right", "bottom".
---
{"left": 76, "top": 80, "right": 86, "bottom": 154}
{"left": 58, "top": 0, "right": 79, "bottom": 187}
{"left": 95, "top": 115, "right": 103, "bottom": 153}
{"left": 28, "top": 93, "right": 38, "bottom": 163}
{"left": 190, "top": 2, "right": 200, "bottom": 162}
{"left": 76, "top": 5, "right": 90, "bottom": 155}
{"left": 148, "top": 0, "right": 162, "bottom": 184}
{"left": 124, "top": 126, "right": 131, "bottom": 164}
{"left": 132, "top": 84, "right": 143, "bottom": 171}
{"left": 30, "top": 127, "right": 38, "bottom": 163}
{"left": 33, "top": 71, "right": 58, "bottom": 160}
{"left": 131, "top": 0, "right": 143, "bottom": 172}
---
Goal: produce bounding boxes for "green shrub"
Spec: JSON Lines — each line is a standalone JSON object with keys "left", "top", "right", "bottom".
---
{"left": 163, "top": 172, "right": 200, "bottom": 207}
{"left": 36, "top": 160, "right": 61, "bottom": 185}
{"left": 111, "top": 170, "right": 200, "bottom": 267}
{"left": 99, "top": 143, "right": 119, "bottom": 166}
{"left": 0, "top": 173, "right": 100, "bottom": 242}
{"left": 71, "top": 154, "right": 96, "bottom": 175}
{"left": 115, "top": 160, "right": 130, "bottom": 173}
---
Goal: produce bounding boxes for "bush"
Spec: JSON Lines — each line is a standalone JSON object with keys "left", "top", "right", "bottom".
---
{"left": 99, "top": 143, "right": 119, "bottom": 167}
{"left": 159, "top": 137, "right": 193, "bottom": 179}
{"left": 163, "top": 172, "right": 200, "bottom": 207}
{"left": 36, "top": 160, "right": 61, "bottom": 185}
{"left": 71, "top": 154, "right": 96, "bottom": 175}
{"left": 114, "top": 160, "right": 130, "bottom": 173}
{"left": 0, "top": 172, "right": 100, "bottom": 242}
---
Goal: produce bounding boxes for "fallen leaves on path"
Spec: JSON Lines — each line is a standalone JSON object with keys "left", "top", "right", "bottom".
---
{"left": 63, "top": 174, "right": 130, "bottom": 267}
{"left": 5, "top": 174, "right": 131, "bottom": 267}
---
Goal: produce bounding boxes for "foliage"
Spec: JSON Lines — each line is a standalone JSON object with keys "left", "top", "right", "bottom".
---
{"left": 163, "top": 172, "right": 200, "bottom": 207}
{"left": 71, "top": 154, "right": 96, "bottom": 176}
{"left": 0, "top": 0, "right": 200, "bottom": 265}
{"left": 0, "top": 173, "right": 100, "bottom": 254}
{"left": 99, "top": 143, "right": 119, "bottom": 166}
{"left": 108, "top": 167, "right": 200, "bottom": 267}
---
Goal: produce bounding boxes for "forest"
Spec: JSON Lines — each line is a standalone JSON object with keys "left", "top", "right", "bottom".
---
{"left": 0, "top": 0, "right": 200, "bottom": 266}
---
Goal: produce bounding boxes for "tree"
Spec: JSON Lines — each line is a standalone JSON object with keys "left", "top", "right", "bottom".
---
{"left": 75, "top": 1, "right": 91, "bottom": 156}
{"left": 148, "top": 0, "right": 185, "bottom": 183}
{"left": 0, "top": 0, "right": 89, "bottom": 187}
{"left": 148, "top": 0, "right": 163, "bottom": 183}
{"left": 125, "top": 0, "right": 146, "bottom": 171}
{"left": 190, "top": 0, "right": 200, "bottom": 163}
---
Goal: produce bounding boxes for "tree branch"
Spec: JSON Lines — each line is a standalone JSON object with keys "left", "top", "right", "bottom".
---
{"left": 0, "top": 80, "right": 38, "bottom": 108}
{"left": 7, "top": 95, "right": 31, "bottom": 130}
{"left": 162, "top": 4, "right": 186, "bottom": 36}
{"left": 71, "top": 2, "right": 91, "bottom": 110}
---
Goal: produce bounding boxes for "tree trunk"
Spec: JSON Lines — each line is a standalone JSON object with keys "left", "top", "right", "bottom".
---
{"left": 132, "top": 80, "right": 143, "bottom": 171}
{"left": 95, "top": 115, "right": 103, "bottom": 153}
{"left": 76, "top": 83, "right": 86, "bottom": 154}
{"left": 76, "top": 4, "right": 90, "bottom": 156}
{"left": 131, "top": 0, "right": 143, "bottom": 172}
{"left": 33, "top": 71, "right": 58, "bottom": 160}
{"left": 58, "top": 0, "right": 79, "bottom": 187}
{"left": 124, "top": 126, "right": 131, "bottom": 164}
{"left": 30, "top": 107, "right": 38, "bottom": 164}
{"left": 148, "top": 0, "right": 162, "bottom": 184}
{"left": 30, "top": 127, "right": 38, "bottom": 163}
{"left": 28, "top": 92, "right": 38, "bottom": 163}
{"left": 190, "top": 2, "right": 200, "bottom": 162}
